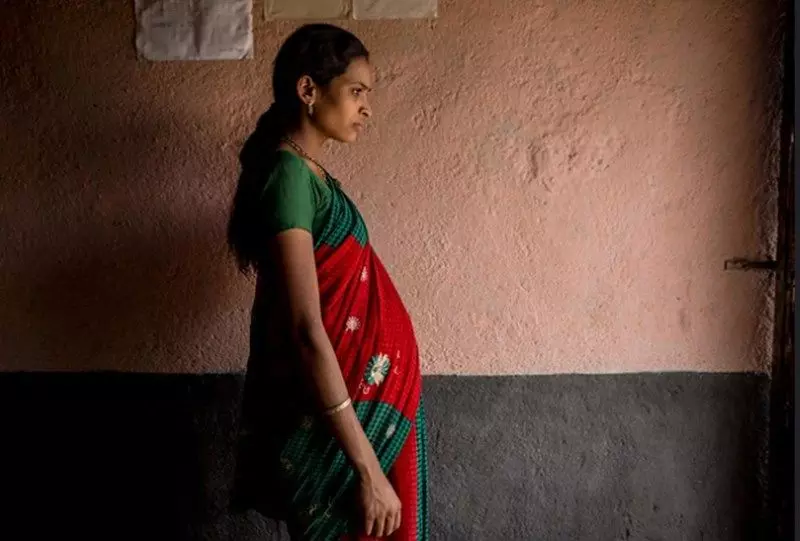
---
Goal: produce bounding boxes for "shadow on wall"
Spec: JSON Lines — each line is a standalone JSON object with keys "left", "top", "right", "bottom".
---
{"left": 0, "top": 4, "right": 260, "bottom": 536}
{"left": 1, "top": 104, "right": 232, "bottom": 372}
{"left": 0, "top": 371, "right": 292, "bottom": 541}
{"left": 0, "top": 3, "right": 240, "bottom": 372}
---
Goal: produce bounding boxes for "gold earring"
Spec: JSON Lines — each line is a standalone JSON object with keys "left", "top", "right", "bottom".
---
{"left": 308, "top": 103, "right": 314, "bottom": 117}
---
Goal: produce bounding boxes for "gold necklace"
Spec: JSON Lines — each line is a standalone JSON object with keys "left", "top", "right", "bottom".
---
{"left": 281, "top": 137, "right": 331, "bottom": 182}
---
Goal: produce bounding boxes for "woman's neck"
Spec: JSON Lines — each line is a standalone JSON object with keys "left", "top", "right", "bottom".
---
{"left": 284, "top": 122, "right": 327, "bottom": 161}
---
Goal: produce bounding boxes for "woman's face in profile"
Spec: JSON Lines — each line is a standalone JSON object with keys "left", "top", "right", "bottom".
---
{"left": 312, "top": 57, "right": 374, "bottom": 144}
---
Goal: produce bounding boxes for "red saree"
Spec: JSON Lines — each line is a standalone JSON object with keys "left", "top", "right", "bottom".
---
{"left": 244, "top": 172, "right": 429, "bottom": 541}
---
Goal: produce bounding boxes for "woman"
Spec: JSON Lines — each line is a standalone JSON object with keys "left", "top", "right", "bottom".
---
{"left": 228, "top": 24, "right": 429, "bottom": 541}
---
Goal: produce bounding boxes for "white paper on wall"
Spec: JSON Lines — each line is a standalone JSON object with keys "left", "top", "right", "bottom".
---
{"left": 353, "top": 0, "right": 437, "bottom": 19}
{"left": 265, "top": 0, "right": 349, "bottom": 19}
{"left": 135, "top": 0, "right": 253, "bottom": 61}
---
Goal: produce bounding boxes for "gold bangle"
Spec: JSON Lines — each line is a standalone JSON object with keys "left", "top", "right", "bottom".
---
{"left": 323, "top": 397, "right": 352, "bottom": 417}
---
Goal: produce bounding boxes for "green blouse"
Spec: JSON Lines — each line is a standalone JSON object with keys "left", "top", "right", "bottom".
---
{"left": 259, "top": 149, "right": 333, "bottom": 239}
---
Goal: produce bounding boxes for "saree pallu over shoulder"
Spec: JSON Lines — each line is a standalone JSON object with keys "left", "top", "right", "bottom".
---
{"left": 276, "top": 182, "right": 429, "bottom": 541}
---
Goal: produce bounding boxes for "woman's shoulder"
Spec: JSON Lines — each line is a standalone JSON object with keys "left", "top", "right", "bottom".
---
{"left": 257, "top": 151, "right": 323, "bottom": 235}
{"left": 267, "top": 150, "right": 312, "bottom": 183}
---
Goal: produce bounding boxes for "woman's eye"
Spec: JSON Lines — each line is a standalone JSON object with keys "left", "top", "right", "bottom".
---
{"left": 352, "top": 88, "right": 362, "bottom": 96}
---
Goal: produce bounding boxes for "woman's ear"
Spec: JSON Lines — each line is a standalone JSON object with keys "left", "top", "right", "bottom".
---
{"left": 296, "top": 75, "right": 318, "bottom": 106}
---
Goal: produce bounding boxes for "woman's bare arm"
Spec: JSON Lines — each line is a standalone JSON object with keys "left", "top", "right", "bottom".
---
{"left": 268, "top": 228, "right": 401, "bottom": 537}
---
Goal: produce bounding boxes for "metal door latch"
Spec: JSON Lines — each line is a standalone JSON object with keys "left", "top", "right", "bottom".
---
{"left": 724, "top": 258, "right": 778, "bottom": 271}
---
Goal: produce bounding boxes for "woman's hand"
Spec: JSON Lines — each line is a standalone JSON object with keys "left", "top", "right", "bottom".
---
{"left": 357, "top": 466, "right": 402, "bottom": 538}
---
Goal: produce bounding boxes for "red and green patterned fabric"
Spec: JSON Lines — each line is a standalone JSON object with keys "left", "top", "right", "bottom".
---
{"left": 257, "top": 151, "right": 429, "bottom": 541}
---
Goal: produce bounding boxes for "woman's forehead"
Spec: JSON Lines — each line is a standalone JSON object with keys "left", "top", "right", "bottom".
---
{"left": 339, "top": 58, "right": 374, "bottom": 87}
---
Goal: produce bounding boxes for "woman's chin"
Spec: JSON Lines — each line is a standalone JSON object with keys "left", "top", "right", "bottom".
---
{"left": 348, "top": 123, "right": 367, "bottom": 142}
{"left": 326, "top": 128, "right": 358, "bottom": 144}
{"left": 338, "top": 131, "right": 360, "bottom": 144}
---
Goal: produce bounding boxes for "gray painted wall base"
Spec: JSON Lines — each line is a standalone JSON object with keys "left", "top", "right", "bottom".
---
{"left": 424, "top": 374, "right": 769, "bottom": 541}
{"left": 0, "top": 372, "right": 769, "bottom": 541}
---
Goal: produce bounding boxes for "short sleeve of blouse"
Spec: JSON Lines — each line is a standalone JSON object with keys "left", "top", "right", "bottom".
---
{"left": 259, "top": 153, "right": 316, "bottom": 235}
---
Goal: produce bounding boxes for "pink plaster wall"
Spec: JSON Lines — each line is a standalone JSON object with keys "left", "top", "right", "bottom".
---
{"left": 0, "top": 0, "right": 784, "bottom": 374}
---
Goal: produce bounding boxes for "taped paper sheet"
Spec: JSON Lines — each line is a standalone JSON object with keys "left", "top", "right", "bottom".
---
{"left": 135, "top": 0, "right": 253, "bottom": 61}
{"left": 353, "top": 0, "right": 437, "bottom": 19}
{"left": 265, "top": 0, "right": 349, "bottom": 19}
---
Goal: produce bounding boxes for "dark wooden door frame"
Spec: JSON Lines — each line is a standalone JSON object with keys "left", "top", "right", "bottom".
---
{"left": 767, "top": 1, "right": 795, "bottom": 538}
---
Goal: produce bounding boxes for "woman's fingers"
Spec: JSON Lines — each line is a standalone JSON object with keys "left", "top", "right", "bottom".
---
{"left": 385, "top": 511, "right": 396, "bottom": 537}
{"left": 373, "top": 511, "right": 385, "bottom": 538}
{"left": 392, "top": 510, "right": 402, "bottom": 535}
{"left": 365, "top": 510, "right": 375, "bottom": 537}
{"left": 383, "top": 513, "right": 395, "bottom": 538}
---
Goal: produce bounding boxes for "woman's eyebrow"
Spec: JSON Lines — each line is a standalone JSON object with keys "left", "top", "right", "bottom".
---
{"left": 349, "top": 80, "right": 373, "bottom": 91}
